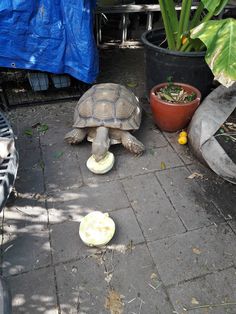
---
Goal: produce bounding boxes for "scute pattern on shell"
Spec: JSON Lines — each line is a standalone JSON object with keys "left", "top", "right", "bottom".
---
{"left": 73, "top": 83, "right": 141, "bottom": 130}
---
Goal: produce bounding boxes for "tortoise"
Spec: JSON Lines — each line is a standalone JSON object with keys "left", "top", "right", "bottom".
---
{"left": 65, "top": 83, "right": 145, "bottom": 161}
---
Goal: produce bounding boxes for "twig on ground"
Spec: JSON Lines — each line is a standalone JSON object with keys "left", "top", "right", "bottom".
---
{"left": 185, "top": 301, "right": 236, "bottom": 311}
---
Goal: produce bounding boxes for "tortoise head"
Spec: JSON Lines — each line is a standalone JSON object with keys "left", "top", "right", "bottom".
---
{"left": 92, "top": 126, "right": 110, "bottom": 162}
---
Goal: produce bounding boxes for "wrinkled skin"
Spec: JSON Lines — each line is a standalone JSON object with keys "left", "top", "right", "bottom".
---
{"left": 91, "top": 127, "right": 110, "bottom": 162}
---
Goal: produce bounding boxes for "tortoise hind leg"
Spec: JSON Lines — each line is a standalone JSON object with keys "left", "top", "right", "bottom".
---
{"left": 64, "top": 128, "right": 87, "bottom": 144}
{"left": 121, "top": 131, "right": 145, "bottom": 156}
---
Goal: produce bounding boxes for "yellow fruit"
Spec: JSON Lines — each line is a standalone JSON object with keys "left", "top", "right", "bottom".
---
{"left": 181, "top": 36, "right": 188, "bottom": 45}
{"left": 86, "top": 151, "right": 115, "bottom": 174}
{"left": 178, "top": 136, "right": 188, "bottom": 145}
{"left": 79, "top": 211, "right": 115, "bottom": 247}
{"left": 179, "top": 131, "right": 188, "bottom": 137}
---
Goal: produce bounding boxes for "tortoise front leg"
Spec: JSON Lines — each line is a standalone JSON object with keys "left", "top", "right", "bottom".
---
{"left": 121, "top": 131, "right": 145, "bottom": 156}
{"left": 64, "top": 128, "right": 87, "bottom": 144}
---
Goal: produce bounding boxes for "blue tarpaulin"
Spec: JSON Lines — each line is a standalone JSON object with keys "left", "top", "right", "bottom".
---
{"left": 0, "top": 0, "right": 99, "bottom": 83}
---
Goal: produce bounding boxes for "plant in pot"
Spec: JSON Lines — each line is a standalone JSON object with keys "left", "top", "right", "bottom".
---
{"left": 141, "top": 0, "right": 236, "bottom": 97}
{"left": 150, "top": 78, "right": 201, "bottom": 132}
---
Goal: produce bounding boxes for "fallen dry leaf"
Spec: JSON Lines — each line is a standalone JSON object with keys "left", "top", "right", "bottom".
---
{"left": 105, "top": 289, "right": 124, "bottom": 314}
{"left": 192, "top": 247, "right": 202, "bottom": 255}
{"left": 187, "top": 172, "right": 204, "bottom": 179}
{"left": 191, "top": 297, "right": 200, "bottom": 305}
{"left": 150, "top": 273, "right": 158, "bottom": 280}
{"left": 160, "top": 161, "right": 166, "bottom": 170}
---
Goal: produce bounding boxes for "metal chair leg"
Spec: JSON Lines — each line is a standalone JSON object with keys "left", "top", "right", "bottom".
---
{"left": 146, "top": 12, "right": 153, "bottom": 30}
{"left": 121, "top": 13, "right": 129, "bottom": 45}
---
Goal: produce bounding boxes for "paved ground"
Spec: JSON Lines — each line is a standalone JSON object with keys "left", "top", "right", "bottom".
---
{"left": 1, "top": 49, "right": 236, "bottom": 314}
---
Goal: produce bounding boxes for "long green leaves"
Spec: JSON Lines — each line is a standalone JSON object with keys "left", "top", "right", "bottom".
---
{"left": 159, "top": 0, "right": 176, "bottom": 50}
{"left": 191, "top": 18, "right": 236, "bottom": 87}
{"left": 158, "top": 0, "right": 229, "bottom": 51}
{"left": 176, "top": 0, "right": 192, "bottom": 49}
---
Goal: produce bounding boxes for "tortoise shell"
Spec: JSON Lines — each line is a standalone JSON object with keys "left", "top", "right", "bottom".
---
{"left": 73, "top": 83, "right": 141, "bottom": 130}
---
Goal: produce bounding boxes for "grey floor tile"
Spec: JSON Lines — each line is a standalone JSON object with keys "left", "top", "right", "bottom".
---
{"left": 39, "top": 113, "right": 74, "bottom": 146}
{"left": 168, "top": 267, "right": 236, "bottom": 314}
{"left": 9, "top": 267, "right": 58, "bottom": 314}
{"left": 108, "top": 207, "right": 145, "bottom": 246}
{"left": 122, "top": 173, "right": 186, "bottom": 241}
{"left": 47, "top": 181, "right": 130, "bottom": 224}
{"left": 50, "top": 221, "right": 95, "bottom": 264}
{"left": 2, "top": 230, "right": 51, "bottom": 276}
{"left": 135, "top": 113, "right": 168, "bottom": 149}
{"left": 42, "top": 143, "right": 83, "bottom": 193}
{"left": 2, "top": 202, "right": 50, "bottom": 275}
{"left": 15, "top": 168, "right": 45, "bottom": 195}
{"left": 4, "top": 197, "right": 48, "bottom": 227}
{"left": 148, "top": 223, "right": 236, "bottom": 285}
{"left": 163, "top": 131, "right": 196, "bottom": 165}
{"left": 103, "top": 243, "right": 174, "bottom": 314}
{"left": 50, "top": 207, "right": 145, "bottom": 264}
{"left": 56, "top": 257, "right": 107, "bottom": 314}
{"left": 77, "top": 142, "right": 120, "bottom": 185}
{"left": 156, "top": 167, "right": 224, "bottom": 230}
{"left": 117, "top": 145, "right": 184, "bottom": 179}
{"left": 16, "top": 137, "right": 41, "bottom": 170}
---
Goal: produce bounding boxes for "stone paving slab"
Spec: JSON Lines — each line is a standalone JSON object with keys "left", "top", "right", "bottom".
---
{"left": 15, "top": 168, "right": 45, "bottom": 195}
{"left": 47, "top": 181, "right": 130, "bottom": 224}
{"left": 50, "top": 207, "right": 145, "bottom": 264}
{"left": 38, "top": 109, "right": 74, "bottom": 147}
{"left": 163, "top": 131, "right": 196, "bottom": 165}
{"left": 2, "top": 200, "right": 50, "bottom": 276}
{"left": 103, "top": 243, "right": 175, "bottom": 314}
{"left": 168, "top": 267, "right": 236, "bottom": 314}
{"left": 156, "top": 167, "right": 225, "bottom": 230}
{"left": 2, "top": 49, "right": 236, "bottom": 314}
{"left": 4, "top": 197, "right": 48, "bottom": 227}
{"left": 56, "top": 257, "right": 107, "bottom": 314}
{"left": 16, "top": 137, "right": 41, "bottom": 170}
{"left": 122, "top": 173, "right": 186, "bottom": 241}
{"left": 116, "top": 145, "right": 184, "bottom": 179}
{"left": 148, "top": 223, "right": 236, "bottom": 286}
{"left": 76, "top": 142, "right": 120, "bottom": 185}
{"left": 50, "top": 221, "right": 95, "bottom": 264}
{"left": 9, "top": 267, "right": 58, "bottom": 314}
{"left": 135, "top": 113, "right": 168, "bottom": 149}
{"left": 42, "top": 142, "right": 83, "bottom": 193}
{"left": 2, "top": 228, "right": 51, "bottom": 276}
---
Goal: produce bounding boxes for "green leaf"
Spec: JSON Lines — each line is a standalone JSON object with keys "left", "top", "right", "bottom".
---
{"left": 37, "top": 124, "right": 49, "bottom": 133}
{"left": 127, "top": 82, "right": 137, "bottom": 88}
{"left": 190, "top": 3, "right": 204, "bottom": 29}
{"left": 201, "top": 0, "right": 229, "bottom": 16}
{"left": 38, "top": 160, "right": 45, "bottom": 170}
{"left": 191, "top": 18, "right": 236, "bottom": 87}
{"left": 53, "top": 151, "right": 64, "bottom": 159}
{"left": 24, "top": 129, "right": 33, "bottom": 137}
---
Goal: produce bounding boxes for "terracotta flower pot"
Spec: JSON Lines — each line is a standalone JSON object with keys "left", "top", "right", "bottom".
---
{"left": 150, "top": 83, "right": 201, "bottom": 132}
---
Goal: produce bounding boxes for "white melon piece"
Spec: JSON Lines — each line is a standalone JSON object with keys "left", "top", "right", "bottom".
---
{"left": 79, "top": 211, "right": 115, "bottom": 247}
{"left": 86, "top": 151, "right": 115, "bottom": 174}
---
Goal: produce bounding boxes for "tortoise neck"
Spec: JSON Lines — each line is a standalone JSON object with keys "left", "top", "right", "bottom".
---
{"left": 96, "top": 126, "right": 109, "bottom": 139}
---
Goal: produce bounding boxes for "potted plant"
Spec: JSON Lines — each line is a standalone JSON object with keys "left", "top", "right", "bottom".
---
{"left": 141, "top": 1, "right": 236, "bottom": 97}
{"left": 150, "top": 79, "right": 201, "bottom": 132}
